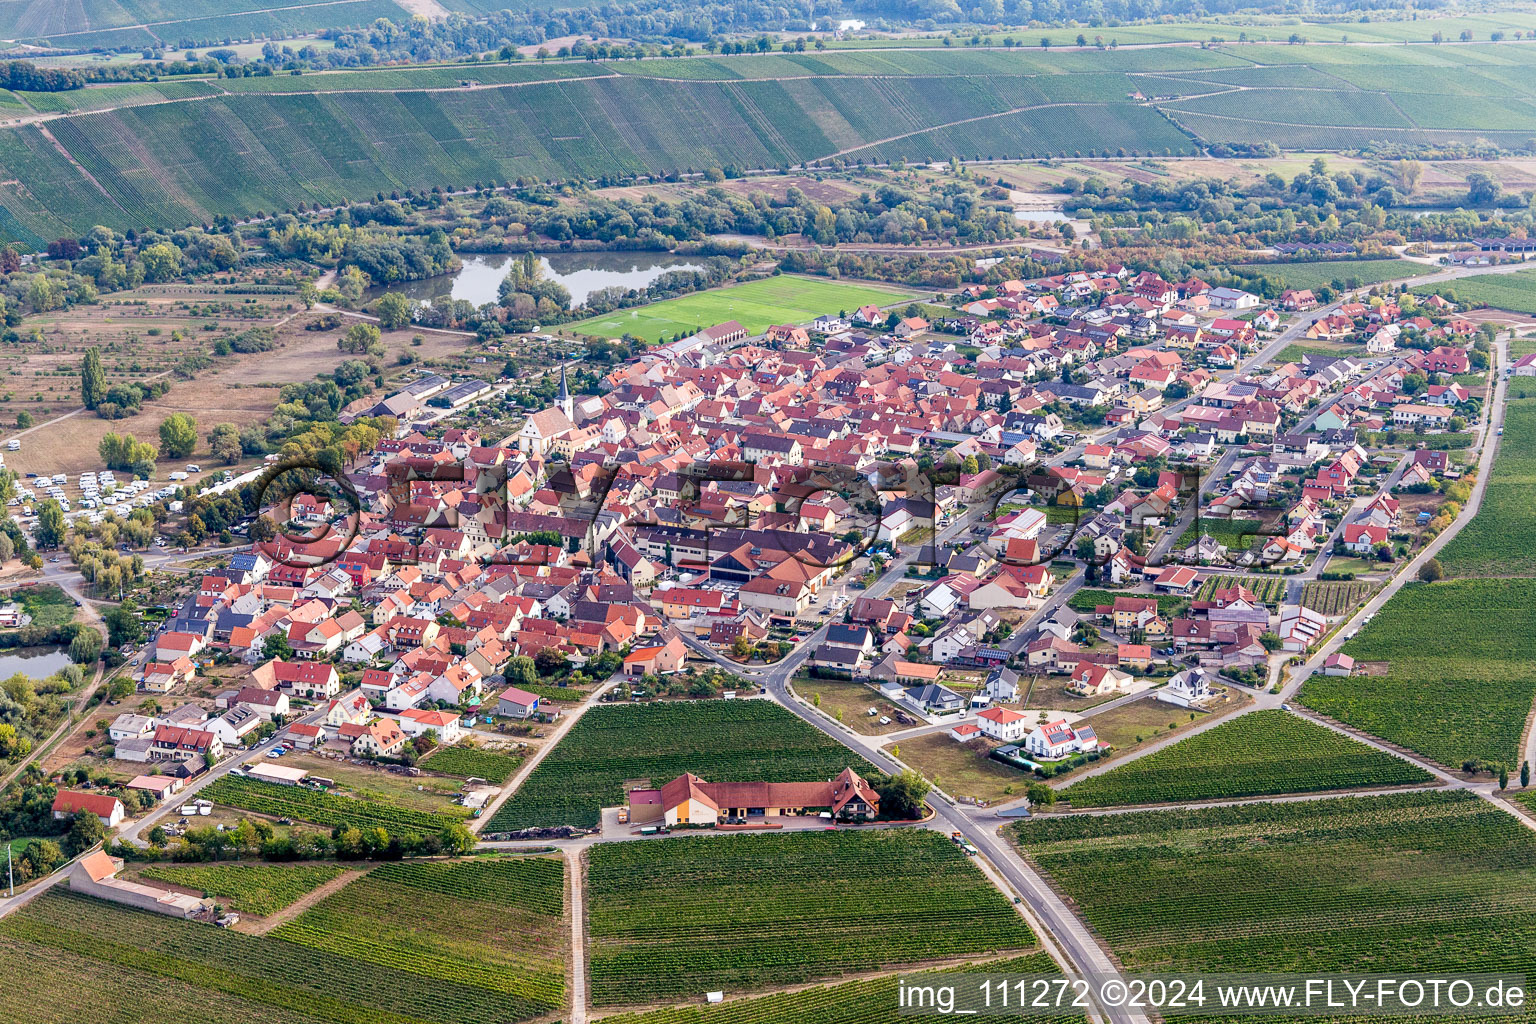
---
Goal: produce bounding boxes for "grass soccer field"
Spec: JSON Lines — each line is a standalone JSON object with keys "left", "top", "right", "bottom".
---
{"left": 1010, "top": 791, "right": 1536, "bottom": 981}
{"left": 1058, "top": 709, "right": 1432, "bottom": 808}
{"left": 566, "top": 275, "right": 920, "bottom": 342}
{"left": 585, "top": 829, "right": 1037, "bottom": 1005}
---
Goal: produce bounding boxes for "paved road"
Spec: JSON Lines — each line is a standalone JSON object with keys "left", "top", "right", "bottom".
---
{"left": 472, "top": 674, "right": 622, "bottom": 833}
{"left": 676, "top": 528, "right": 1143, "bottom": 1021}
{"left": 1148, "top": 445, "right": 1239, "bottom": 566}
{"left": 115, "top": 702, "right": 332, "bottom": 847}
{"left": 754, "top": 646, "right": 1145, "bottom": 1023}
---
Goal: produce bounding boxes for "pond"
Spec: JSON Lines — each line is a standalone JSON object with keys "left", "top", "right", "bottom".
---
{"left": 1402, "top": 206, "right": 1514, "bottom": 218}
{"left": 1008, "top": 189, "right": 1070, "bottom": 224}
{"left": 1015, "top": 209, "right": 1071, "bottom": 224}
{"left": 368, "top": 251, "right": 706, "bottom": 308}
{"left": 0, "top": 646, "right": 73, "bottom": 679}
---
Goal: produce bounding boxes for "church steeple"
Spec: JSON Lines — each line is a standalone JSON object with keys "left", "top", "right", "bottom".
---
{"left": 557, "top": 361, "right": 573, "bottom": 420}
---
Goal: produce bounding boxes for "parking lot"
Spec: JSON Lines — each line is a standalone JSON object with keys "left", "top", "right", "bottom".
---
{"left": 9, "top": 459, "right": 236, "bottom": 538}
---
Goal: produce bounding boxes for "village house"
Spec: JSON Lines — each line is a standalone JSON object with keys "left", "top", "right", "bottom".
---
{"left": 623, "top": 634, "right": 687, "bottom": 676}
{"left": 496, "top": 686, "right": 543, "bottom": 720}
{"left": 1024, "top": 719, "right": 1098, "bottom": 760}
{"left": 974, "top": 706, "right": 1029, "bottom": 742}
{"left": 52, "top": 790, "right": 125, "bottom": 827}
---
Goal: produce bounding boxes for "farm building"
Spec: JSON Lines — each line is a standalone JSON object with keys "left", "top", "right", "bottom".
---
{"left": 637, "top": 768, "right": 880, "bottom": 825}
{"left": 247, "top": 762, "right": 309, "bottom": 786}
{"left": 69, "top": 851, "right": 211, "bottom": 919}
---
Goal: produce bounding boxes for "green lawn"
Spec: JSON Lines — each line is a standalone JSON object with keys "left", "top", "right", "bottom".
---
{"left": 567, "top": 275, "right": 919, "bottom": 343}
{"left": 1273, "top": 341, "right": 1358, "bottom": 364}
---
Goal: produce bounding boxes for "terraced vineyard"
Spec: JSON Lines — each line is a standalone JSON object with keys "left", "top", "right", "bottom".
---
{"left": 423, "top": 744, "right": 523, "bottom": 784}
{"left": 1301, "top": 577, "right": 1536, "bottom": 767}
{"left": 8, "top": 41, "right": 1536, "bottom": 238}
{"left": 1301, "top": 578, "right": 1373, "bottom": 616}
{"left": 0, "top": 885, "right": 547, "bottom": 1023}
{"left": 273, "top": 858, "right": 566, "bottom": 1020}
{"left": 1011, "top": 792, "right": 1536, "bottom": 990}
{"left": 1193, "top": 574, "right": 1285, "bottom": 606}
{"left": 596, "top": 951, "right": 1074, "bottom": 1024}
{"left": 0, "top": 0, "right": 413, "bottom": 48}
{"left": 0, "top": 71, "right": 1192, "bottom": 240}
{"left": 136, "top": 863, "right": 345, "bottom": 916}
{"left": 202, "top": 775, "right": 469, "bottom": 833}
{"left": 1059, "top": 710, "right": 1432, "bottom": 808}
{"left": 485, "top": 700, "right": 873, "bottom": 831}
{"left": 586, "top": 830, "right": 1037, "bottom": 1005}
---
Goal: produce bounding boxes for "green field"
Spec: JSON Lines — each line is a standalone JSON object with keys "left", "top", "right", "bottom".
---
{"left": 1067, "top": 588, "right": 1188, "bottom": 617}
{"left": 586, "top": 829, "right": 1037, "bottom": 1005}
{"left": 568, "top": 275, "right": 917, "bottom": 342}
{"left": 483, "top": 700, "right": 874, "bottom": 831}
{"left": 596, "top": 951, "right": 1070, "bottom": 1024}
{"left": 1301, "top": 577, "right": 1536, "bottom": 768}
{"left": 136, "top": 863, "right": 344, "bottom": 916}
{"left": 202, "top": 775, "right": 469, "bottom": 833}
{"left": 422, "top": 744, "right": 523, "bottom": 784}
{"left": 1011, "top": 792, "right": 1536, "bottom": 985}
{"left": 1234, "top": 257, "right": 1422, "bottom": 292}
{"left": 0, "top": 877, "right": 555, "bottom": 1024}
{"left": 1438, "top": 398, "right": 1536, "bottom": 577}
{"left": 273, "top": 858, "right": 566, "bottom": 1020}
{"left": 1272, "top": 342, "right": 1359, "bottom": 364}
{"left": 1415, "top": 266, "right": 1536, "bottom": 315}
{"left": 6, "top": 583, "right": 76, "bottom": 632}
{"left": 1059, "top": 709, "right": 1432, "bottom": 808}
